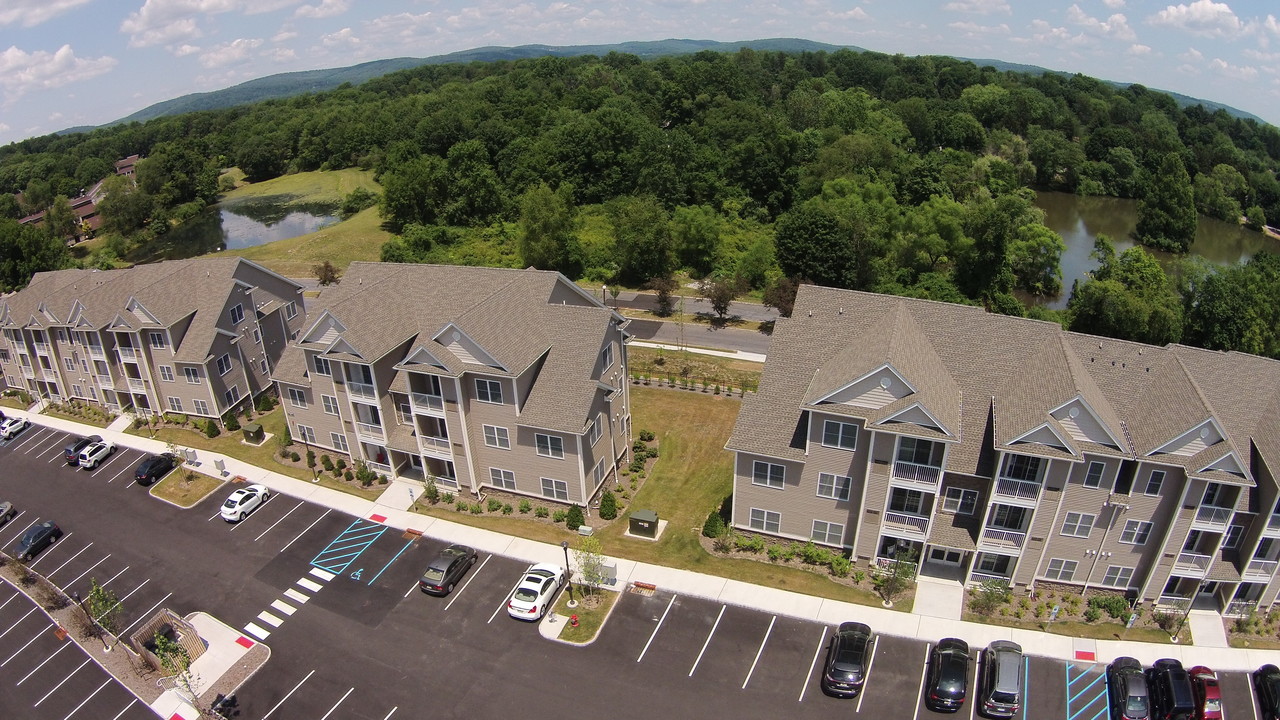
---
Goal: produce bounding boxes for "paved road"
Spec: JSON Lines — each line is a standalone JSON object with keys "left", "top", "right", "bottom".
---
{"left": 626, "top": 319, "right": 772, "bottom": 357}
{"left": 0, "top": 422, "right": 1270, "bottom": 720}
{"left": 610, "top": 290, "right": 779, "bottom": 324}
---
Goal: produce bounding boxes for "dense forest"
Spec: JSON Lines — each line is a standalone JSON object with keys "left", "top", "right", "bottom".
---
{"left": 3, "top": 48, "right": 1280, "bottom": 358}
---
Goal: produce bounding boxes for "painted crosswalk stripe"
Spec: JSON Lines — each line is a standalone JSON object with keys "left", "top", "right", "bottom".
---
{"left": 309, "top": 567, "right": 336, "bottom": 582}
{"left": 257, "top": 611, "right": 283, "bottom": 627}
{"left": 270, "top": 599, "right": 297, "bottom": 616}
{"left": 243, "top": 622, "right": 271, "bottom": 640}
{"left": 283, "top": 588, "right": 310, "bottom": 604}
{"left": 297, "top": 577, "right": 323, "bottom": 592}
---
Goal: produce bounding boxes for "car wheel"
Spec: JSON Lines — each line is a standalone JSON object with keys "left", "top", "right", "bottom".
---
{"left": 19, "top": 553, "right": 29, "bottom": 561}
{"left": 447, "top": 582, "right": 455, "bottom": 594}
{"left": 470, "top": 554, "right": 478, "bottom": 565}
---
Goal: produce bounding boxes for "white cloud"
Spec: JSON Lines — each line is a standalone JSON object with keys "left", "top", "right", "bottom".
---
{"left": 263, "top": 47, "right": 296, "bottom": 62}
{"left": 0, "top": 0, "right": 92, "bottom": 27}
{"left": 320, "top": 27, "right": 360, "bottom": 48}
{"left": 48, "top": 111, "right": 63, "bottom": 122}
{"left": 1066, "top": 4, "right": 1136, "bottom": 41}
{"left": 1179, "top": 47, "right": 1204, "bottom": 61}
{"left": 295, "top": 0, "right": 348, "bottom": 19}
{"left": 119, "top": 0, "right": 300, "bottom": 48}
{"left": 1208, "top": 57, "right": 1258, "bottom": 80}
{"left": 948, "top": 21, "right": 1010, "bottom": 35}
{"left": 1127, "top": 43, "right": 1151, "bottom": 55}
{"left": 199, "top": 37, "right": 263, "bottom": 68}
{"left": 1103, "top": 0, "right": 1126, "bottom": 7}
{"left": 1026, "top": 18, "right": 1089, "bottom": 48}
{"left": 1148, "top": 0, "right": 1244, "bottom": 38}
{"left": 942, "top": 0, "right": 1010, "bottom": 14}
{"left": 174, "top": 44, "right": 201, "bottom": 57}
{"left": 272, "top": 29, "right": 299, "bottom": 42}
{"left": 0, "top": 122, "right": 9, "bottom": 133}
{"left": 0, "top": 45, "right": 117, "bottom": 99}
{"left": 829, "top": 8, "right": 869, "bottom": 21}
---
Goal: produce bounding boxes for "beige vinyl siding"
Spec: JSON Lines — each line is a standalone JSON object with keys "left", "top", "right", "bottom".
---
{"left": 280, "top": 380, "right": 349, "bottom": 454}
{"left": 1136, "top": 465, "right": 1195, "bottom": 601}
{"left": 514, "top": 426, "right": 584, "bottom": 504}
{"left": 731, "top": 453, "right": 816, "bottom": 541}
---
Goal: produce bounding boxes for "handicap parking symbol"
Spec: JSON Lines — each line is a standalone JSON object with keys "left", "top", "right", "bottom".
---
{"left": 350, "top": 568, "right": 363, "bottom": 581}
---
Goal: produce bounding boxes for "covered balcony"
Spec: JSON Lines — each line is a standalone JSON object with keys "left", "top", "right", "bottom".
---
{"left": 408, "top": 372, "right": 445, "bottom": 415}
{"left": 890, "top": 437, "right": 945, "bottom": 488}
{"left": 977, "top": 503, "right": 1030, "bottom": 552}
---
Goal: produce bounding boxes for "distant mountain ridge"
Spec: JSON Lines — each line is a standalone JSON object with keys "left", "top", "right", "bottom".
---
{"left": 65, "top": 38, "right": 1264, "bottom": 133}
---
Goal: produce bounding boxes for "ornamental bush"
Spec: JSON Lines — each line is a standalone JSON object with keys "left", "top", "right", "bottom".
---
{"left": 702, "top": 510, "right": 725, "bottom": 538}
{"left": 599, "top": 491, "right": 619, "bottom": 520}
{"left": 565, "top": 505, "right": 585, "bottom": 530}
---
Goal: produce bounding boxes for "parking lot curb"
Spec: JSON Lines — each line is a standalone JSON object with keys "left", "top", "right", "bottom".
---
{"left": 146, "top": 470, "right": 228, "bottom": 510}
{"left": 541, "top": 586, "right": 624, "bottom": 647}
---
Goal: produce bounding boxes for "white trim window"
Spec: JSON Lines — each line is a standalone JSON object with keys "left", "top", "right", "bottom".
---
{"left": 1044, "top": 558, "right": 1078, "bottom": 581}
{"left": 535, "top": 433, "right": 564, "bottom": 458}
{"left": 1060, "top": 512, "right": 1095, "bottom": 538}
{"left": 540, "top": 477, "right": 568, "bottom": 501}
{"left": 491, "top": 468, "right": 517, "bottom": 490}
{"left": 587, "top": 414, "right": 603, "bottom": 446}
{"left": 816, "top": 473, "right": 851, "bottom": 501}
{"left": 63, "top": 357, "right": 76, "bottom": 371}
{"left": 159, "top": 365, "right": 175, "bottom": 382}
{"left": 313, "top": 356, "right": 331, "bottom": 376}
{"left": 285, "top": 301, "right": 297, "bottom": 320}
{"left": 1120, "top": 520, "right": 1152, "bottom": 545}
{"left": 297, "top": 424, "right": 317, "bottom": 444}
{"left": 322, "top": 395, "right": 340, "bottom": 416}
{"left": 1102, "top": 565, "right": 1134, "bottom": 588}
{"left": 752, "top": 461, "right": 784, "bottom": 489}
{"left": 168, "top": 397, "right": 183, "bottom": 412}
{"left": 224, "top": 385, "right": 241, "bottom": 406}
{"left": 192, "top": 399, "right": 209, "bottom": 415}
{"left": 216, "top": 354, "right": 232, "bottom": 376}
{"left": 942, "top": 487, "right": 978, "bottom": 515}
{"left": 252, "top": 328, "right": 261, "bottom": 345}
{"left": 601, "top": 344, "right": 614, "bottom": 372}
{"left": 475, "top": 378, "right": 503, "bottom": 404}
{"left": 149, "top": 331, "right": 167, "bottom": 348}
{"left": 184, "top": 367, "right": 201, "bottom": 384}
{"left": 812, "top": 519, "right": 844, "bottom": 545}
{"left": 821, "top": 420, "right": 858, "bottom": 450}
{"left": 287, "top": 387, "right": 307, "bottom": 408}
{"left": 229, "top": 304, "right": 244, "bottom": 325}
{"left": 1083, "top": 461, "right": 1105, "bottom": 488}
{"left": 1145, "top": 470, "right": 1166, "bottom": 496}
{"left": 330, "top": 432, "right": 349, "bottom": 453}
{"left": 484, "top": 425, "right": 511, "bottom": 449}
{"left": 1224, "top": 524, "right": 1244, "bottom": 549}
{"left": 749, "top": 508, "right": 781, "bottom": 533}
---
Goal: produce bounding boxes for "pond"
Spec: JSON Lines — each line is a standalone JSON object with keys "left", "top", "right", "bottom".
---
{"left": 1030, "top": 191, "right": 1280, "bottom": 309}
{"left": 127, "top": 195, "right": 339, "bottom": 263}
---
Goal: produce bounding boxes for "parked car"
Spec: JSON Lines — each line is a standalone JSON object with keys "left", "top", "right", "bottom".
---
{"left": 0, "top": 501, "right": 15, "bottom": 525}
{"left": 64, "top": 435, "right": 99, "bottom": 465}
{"left": 1108, "top": 656, "right": 1151, "bottom": 720}
{"left": 1188, "top": 666, "right": 1221, "bottom": 720}
{"left": 0, "top": 416, "right": 29, "bottom": 440}
{"left": 1254, "top": 664, "right": 1280, "bottom": 720}
{"left": 419, "top": 544, "right": 478, "bottom": 596}
{"left": 1147, "top": 658, "right": 1195, "bottom": 720}
{"left": 925, "top": 637, "right": 970, "bottom": 712}
{"left": 133, "top": 453, "right": 176, "bottom": 486}
{"left": 77, "top": 438, "right": 116, "bottom": 469}
{"left": 14, "top": 521, "right": 62, "bottom": 561}
{"left": 821, "top": 621, "right": 874, "bottom": 698}
{"left": 506, "top": 563, "right": 565, "bottom": 620}
{"left": 977, "top": 640, "right": 1023, "bottom": 718}
{"left": 220, "top": 484, "right": 270, "bottom": 522}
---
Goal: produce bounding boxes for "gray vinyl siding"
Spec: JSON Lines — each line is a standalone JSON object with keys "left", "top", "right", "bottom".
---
{"left": 1137, "top": 465, "right": 1196, "bottom": 601}
{"left": 1033, "top": 456, "right": 1125, "bottom": 587}
{"left": 731, "top": 452, "right": 819, "bottom": 542}
{"left": 279, "top": 380, "right": 349, "bottom": 453}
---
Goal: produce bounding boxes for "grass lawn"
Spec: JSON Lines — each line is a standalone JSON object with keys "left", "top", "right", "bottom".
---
{"left": 629, "top": 347, "right": 762, "bottom": 391}
{"left": 962, "top": 612, "right": 1186, "bottom": 644}
{"left": 549, "top": 584, "right": 620, "bottom": 644}
{"left": 1230, "top": 636, "right": 1280, "bottom": 649}
{"left": 0, "top": 396, "right": 31, "bottom": 411}
{"left": 221, "top": 167, "right": 378, "bottom": 205}
{"left": 150, "top": 469, "right": 226, "bottom": 508}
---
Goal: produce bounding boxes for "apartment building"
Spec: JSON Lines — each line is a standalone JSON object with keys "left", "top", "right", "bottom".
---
{"left": 727, "top": 285, "right": 1280, "bottom": 616}
{"left": 0, "top": 258, "right": 305, "bottom": 420}
{"left": 272, "top": 262, "right": 631, "bottom": 506}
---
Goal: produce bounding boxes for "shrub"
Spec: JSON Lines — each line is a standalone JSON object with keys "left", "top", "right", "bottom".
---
{"left": 470, "top": 503, "right": 483, "bottom": 514}
{"left": 852, "top": 570, "right": 866, "bottom": 585}
{"left": 599, "top": 491, "right": 619, "bottom": 520}
{"left": 361, "top": 475, "right": 373, "bottom": 487}
{"left": 279, "top": 447, "right": 291, "bottom": 459}
{"left": 1083, "top": 607, "right": 1102, "bottom": 623}
{"left": 455, "top": 500, "right": 468, "bottom": 512}
{"left": 639, "top": 429, "right": 655, "bottom": 442}
{"left": 502, "top": 503, "right": 513, "bottom": 515}
{"left": 290, "top": 451, "right": 301, "bottom": 462}
{"left": 1088, "top": 594, "right": 1130, "bottom": 620}
{"left": 223, "top": 413, "right": 240, "bottom": 431}
{"left": 535, "top": 506, "right": 550, "bottom": 518}
{"left": 713, "top": 529, "right": 735, "bottom": 553}
{"left": 736, "top": 534, "right": 766, "bottom": 553}
{"left": 632, "top": 439, "right": 647, "bottom": 454}
{"left": 829, "top": 555, "right": 851, "bottom": 577}
{"left": 969, "top": 580, "right": 1012, "bottom": 616}
{"left": 487, "top": 498, "right": 503, "bottom": 512}
{"left": 1153, "top": 610, "right": 1180, "bottom": 632}
{"left": 645, "top": 447, "right": 660, "bottom": 459}
{"left": 565, "top": 505, "right": 585, "bottom": 530}
{"left": 799, "top": 542, "right": 832, "bottom": 566}
{"left": 519, "top": 499, "right": 532, "bottom": 514}
{"left": 335, "top": 458, "right": 347, "bottom": 471}
{"left": 205, "top": 420, "right": 220, "bottom": 438}
{"left": 378, "top": 475, "right": 388, "bottom": 485}
{"left": 766, "top": 544, "right": 784, "bottom": 562}
{"left": 306, "top": 450, "right": 316, "bottom": 468}
{"left": 628, "top": 458, "right": 646, "bottom": 473}
{"left": 344, "top": 470, "right": 353, "bottom": 481}
{"left": 424, "top": 478, "right": 439, "bottom": 504}
{"left": 702, "top": 510, "right": 725, "bottom": 538}
{"left": 321, "top": 455, "right": 333, "bottom": 470}
{"left": 442, "top": 492, "right": 455, "bottom": 504}
{"left": 552, "top": 510, "right": 567, "bottom": 523}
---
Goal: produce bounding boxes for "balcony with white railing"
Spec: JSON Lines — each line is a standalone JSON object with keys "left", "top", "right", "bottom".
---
{"left": 96, "top": 374, "right": 113, "bottom": 386}
{"left": 41, "top": 369, "right": 58, "bottom": 382}
{"left": 20, "top": 366, "right": 35, "bottom": 379}
{"left": 346, "top": 381, "right": 376, "bottom": 400}
{"left": 1173, "top": 552, "right": 1212, "bottom": 575}
{"left": 33, "top": 341, "right": 50, "bottom": 354}
{"left": 117, "top": 346, "right": 137, "bottom": 362}
{"left": 1156, "top": 594, "right": 1192, "bottom": 611}
{"left": 355, "top": 422, "right": 385, "bottom": 441}
{"left": 891, "top": 461, "right": 942, "bottom": 487}
{"left": 1193, "top": 505, "right": 1232, "bottom": 530}
{"left": 979, "top": 527, "right": 1027, "bottom": 551}
{"left": 1225, "top": 600, "right": 1260, "bottom": 618}
{"left": 87, "top": 345, "right": 105, "bottom": 360}
{"left": 882, "top": 511, "right": 929, "bottom": 537}
{"left": 994, "top": 477, "right": 1041, "bottom": 503}
{"left": 418, "top": 435, "right": 451, "bottom": 454}
{"left": 1265, "top": 514, "right": 1280, "bottom": 537}
{"left": 967, "top": 571, "right": 1014, "bottom": 587}
{"left": 410, "top": 392, "right": 445, "bottom": 414}
{"left": 1244, "top": 559, "right": 1279, "bottom": 580}
{"left": 126, "top": 377, "right": 146, "bottom": 392}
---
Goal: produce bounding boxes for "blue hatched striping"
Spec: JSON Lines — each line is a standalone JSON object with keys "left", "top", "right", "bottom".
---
{"left": 1065, "top": 663, "right": 1111, "bottom": 720}
{"left": 310, "top": 519, "right": 387, "bottom": 575}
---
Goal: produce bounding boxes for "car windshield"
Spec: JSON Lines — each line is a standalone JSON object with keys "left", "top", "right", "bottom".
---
{"left": 422, "top": 568, "right": 445, "bottom": 582}
{"left": 1125, "top": 696, "right": 1149, "bottom": 717}
{"left": 223, "top": 497, "right": 239, "bottom": 508}
{"left": 514, "top": 587, "right": 540, "bottom": 602}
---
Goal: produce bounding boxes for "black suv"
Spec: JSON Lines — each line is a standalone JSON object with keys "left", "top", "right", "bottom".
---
{"left": 926, "top": 637, "right": 971, "bottom": 712}
{"left": 1254, "top": 664, "right": 1280, "bottom": 720}
{"left": 134, "top": 453, "right": 176, "bottom": 486}
{"left": 1146, "top": 658, "right": 1194, "bottom": 720}
{"left": 419, "top": 544, "right": 478, "bottom": 595}
{"left": 64, "top": 435, "right": 100, "bottom": 465}
{"left": 821, "top": 621, "right": 874, "bottom": 698}
{"left": 1107, "top": 656, "right": 1150, "bottom": 720}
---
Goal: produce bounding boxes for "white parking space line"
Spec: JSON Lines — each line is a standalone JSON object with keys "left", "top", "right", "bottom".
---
{"left": 799, "top": 626, "right": 827, "bottom": 703}
{"left": 86, "top": 451, "right": 126, "bottom": 476}
{"left": 109, "top": 698, "right": 138, "bottom": 720}
{"left": 320, "top": 687, "right": 355, "bottom": 720}
{"left": 297, "top": 577, "right": 323, "bottom": 592}
{"left": 28, "top": 531, "right": 74, "bottom": 569}
{"left": 280, "top": 508, "right": 330, "bottom": 553}
{"left": 97, "top": 565, "right": 131, "bottom": 590}
{"left": 309, "top": 567, "right": 336, "bottom": 582}
{"left": 258, "top": 611, "right": 283, "bottom": 627}
{"left": 106, "top": 462, "right": 132, "bottom": 484}
{"left": 3, "top": 624, "right": 52, "bottom": 666}
{"left": 688, "top": 604, "right": 726, "bottom": 677}
{"left": 270, "top": 600, "right": 297, "bottom": 616}
{"left": 742, "top": 615, "right": 776, "bottom": 689}
{"left": 255, "top": 501, "right": 304, "bottom": 542}
{"left": 444, "top": 555, "right": 491, "bottom": 611}
{"left": 16, "top": 642, "right": 70, "bottom": 684}
{"left": 0, "top": 607, "right": 37, "bottom": 639}
{"left": 855, "top": 636, "right": 879, "bottom": 714}
{"left": 45, "top": 542, "right": 93, "bottom": 579}
{"left": 1250, "top": 674, "right": 1262, "bottom": 720}
{"left": 207, "top": 506, "right": 224, "bottom": 522}
{"left": 14, "top": 428, "right": 55, "bottom": 452}
{"left": 63, "top": 553, "right": 109, "bottom": 589}
{"left": 119, "top": 593, "right": 172, "bottom": 637}
{"left": 913, "top": 644, "right": 931, "bottom": 720}
{"left": 2, "top": 516, "right": 37, "bottom": 547}
{"left": 1, "top": 587, "right": 28, "bottom": 611}
{"left": 489, "top": 565, "right": 532, "bottom": 624}
{"left": 637, "top": 593, "right": 678, "bottom": 663}
{"left": 34, "top": 657, "right": 92, "bottom": 707}
{"left": 34, "top": 431, "right": 68, "bottom": 457}
{"left": 260, "top": 669, "right": 315, "bottom": 720}
{"left": 62, "top": 677, "right": 112, "bottom": 720}
{"left": 382, "top": 708, "right": 398, "bottom": 720}
{"left": 403, "top": 582, "right": 418, "bottom": 599}
{"left": 283, "top": 588, "right": 310, "bottom": 604}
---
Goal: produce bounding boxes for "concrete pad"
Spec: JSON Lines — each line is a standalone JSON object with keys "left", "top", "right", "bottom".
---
{"left": 718, "top": 579, "right": 825, "bottom": 619}
{"left": 185, "top": 611, "right": 263, "bottom": 691}
{"left": 151, "top": 691, "right": 201, "bottom": 720}
{"left": 912, "top": 576, "right": 964, "bottom": 620}
{"left": 1188, "top": 610, "right": 1229, "bottom": 648}
{"left": 373, "top": 479, "right": 421, "bottom": 511}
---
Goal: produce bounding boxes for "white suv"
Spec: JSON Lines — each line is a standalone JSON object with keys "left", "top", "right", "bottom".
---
{"left": 78, "top": 439, "right": 116, "bottom": 469}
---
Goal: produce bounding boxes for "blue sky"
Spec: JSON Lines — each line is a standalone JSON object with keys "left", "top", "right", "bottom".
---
{"left": 1, "top": 0, "right": 1279, "bottom": 146}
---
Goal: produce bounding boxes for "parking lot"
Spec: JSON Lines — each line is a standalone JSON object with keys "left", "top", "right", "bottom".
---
{"left": 0, "top": 421, "right": 1275, "bottom": 719}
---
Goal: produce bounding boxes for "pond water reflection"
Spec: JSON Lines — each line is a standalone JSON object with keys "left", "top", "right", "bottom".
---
{"left": 128, "top": 195, "right": 338, "bottom": 263}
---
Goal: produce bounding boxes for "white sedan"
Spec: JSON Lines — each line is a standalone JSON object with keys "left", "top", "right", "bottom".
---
{"left": 0, "top": 416, "right": 29, "bottom": 440}
{"left": 506, "top": 562, "right": 566, "bottom": 621}
{"left": 220, "top": 484, "right": 270, "bottom": 522}
{"left": 78, "top": 438, "right": 116, "bottom": 468}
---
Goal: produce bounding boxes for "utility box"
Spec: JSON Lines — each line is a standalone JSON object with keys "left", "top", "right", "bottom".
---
{"left": 629, "top": 509, "right": 658, "bottom": 538}
{"left": 242, "top": 422, "right": 263, "bottom": 444}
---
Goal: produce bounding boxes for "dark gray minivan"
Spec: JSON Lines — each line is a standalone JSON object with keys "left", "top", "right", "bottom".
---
{"left": 1147, "top": 658, "right": 1195, "bottom": 720}
{"left": 978, "top": 640, "right": 1023, "bottom": 717}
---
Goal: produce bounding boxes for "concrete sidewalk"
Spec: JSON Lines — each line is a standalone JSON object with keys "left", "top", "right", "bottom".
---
{"left": 9, "top": 406, "right": 1280, "bottom": 672}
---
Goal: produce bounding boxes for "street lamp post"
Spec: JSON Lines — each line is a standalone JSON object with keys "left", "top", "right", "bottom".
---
{"left": 561, "top": 540, "right": 574, "bottom": 605}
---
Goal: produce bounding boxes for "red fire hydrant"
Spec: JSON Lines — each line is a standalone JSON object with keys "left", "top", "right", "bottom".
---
{"left": 570, "top": 614, "right": 579, "bottom": 627}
